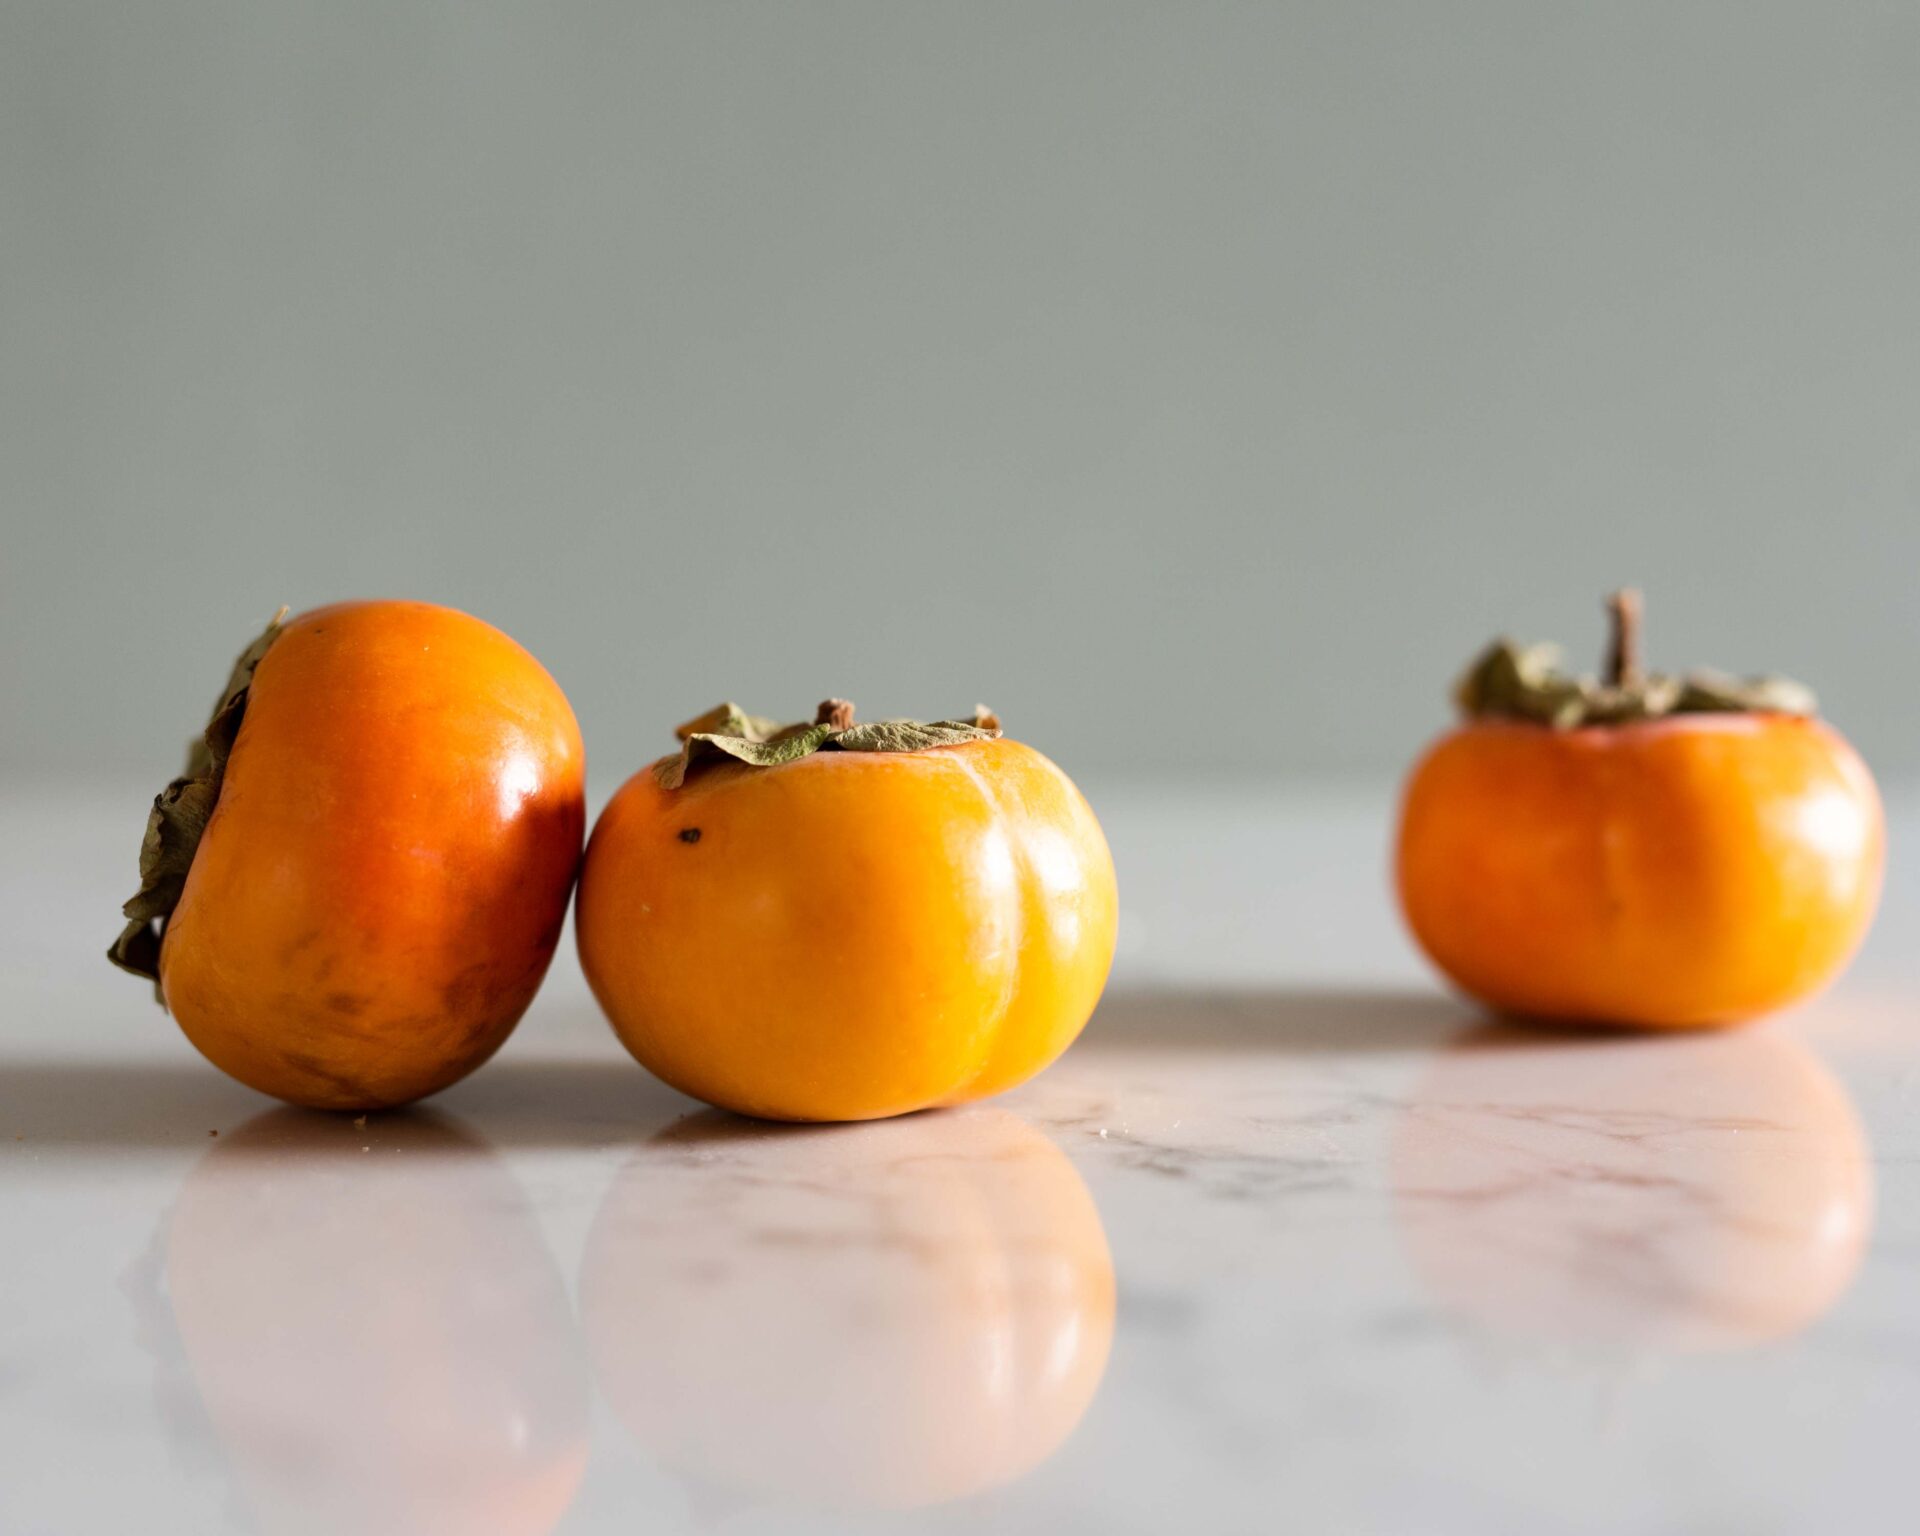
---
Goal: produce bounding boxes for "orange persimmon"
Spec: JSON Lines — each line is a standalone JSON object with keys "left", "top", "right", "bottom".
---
{"left": 110, "top": 601, "right": 586, "bottom": 1108}
{"left": 576, "top": 700, "right": 1118, "bottom": 1121}
{"left": 1397, "top": 592, "right": 1883, "bottom": 1028}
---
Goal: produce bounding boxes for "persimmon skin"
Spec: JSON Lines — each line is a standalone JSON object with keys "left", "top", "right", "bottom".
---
{"left": 160, "top": 601, "right": 586, "bottom": 1109}
{"left": 1396, "top": 714, "right": 1883, "bottom": 1029}
{"left": 576, "top": 737, "right": 1118, "bottom": 1121}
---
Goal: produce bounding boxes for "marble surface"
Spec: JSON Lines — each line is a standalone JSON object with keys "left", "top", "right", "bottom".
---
{"left": 3, "top": 782, "right": 1917, "bottom": 1535}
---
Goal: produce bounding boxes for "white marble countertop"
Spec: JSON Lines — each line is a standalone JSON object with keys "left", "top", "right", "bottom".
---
{"left": 4, "top": 782, "right": 1917, "bottom": 1535}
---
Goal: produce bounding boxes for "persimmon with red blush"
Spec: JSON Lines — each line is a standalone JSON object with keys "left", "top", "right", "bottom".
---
{"left": 110, "top": 601, "right": 585, "bottom": 1108}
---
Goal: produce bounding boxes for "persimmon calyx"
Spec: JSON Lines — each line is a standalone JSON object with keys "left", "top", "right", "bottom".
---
{"left": 1454, "top": 638, "right": 1818, "bottom": 728}
{"left": 108, "top": 608, "right": 288, "bottom": 995}
{"left": 654, "top": 700, "right": 1003, "bottom": 789}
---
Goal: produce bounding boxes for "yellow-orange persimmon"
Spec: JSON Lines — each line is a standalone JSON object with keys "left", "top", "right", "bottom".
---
{"left": 111, "top": 601, "right": 586, "bottom": 1108}
{"left": 576, "top": 701, "right": 1118, "bottom": 1121}
{"left": 1397, "top": 592, "right": 1883, "bottom": 1029}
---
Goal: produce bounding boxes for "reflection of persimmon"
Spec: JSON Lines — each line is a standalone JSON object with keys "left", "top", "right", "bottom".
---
{"left": 579, "top": 1107, "right": 1114, "bottom": 1510}
{"left": 165, "top": 1111, "right": 588, "bottom": 1536}
{"left": 1392, "top": 1025, "right": 1873, "bottom": 1353}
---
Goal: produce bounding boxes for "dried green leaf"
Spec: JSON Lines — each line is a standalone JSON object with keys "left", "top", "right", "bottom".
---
{"left": 1451, "top": 631, "right": 1818, "bottom": 728}
{"left": 653, "top": 700, "right": 1005, "bottom": 788}
{"left": 1676, "top": 669, "right": 1818, "bottom": 717}
{"left": 656, "top": 722, "right": 834, "bottom": 789}
{"left": 832, "top": 719, "right": 999, "bottom": 753}
{"left": 1453, "top": 639, "right": 1587, "bottom": 727}
{"left": 1579, "top": 674, "right": 1683, "bottom": 724}
{"left": 108, "top": 607, "right": 288, "bottom": 996}
{"left": 672, "top": 702, "right": 787, "bottom": 746}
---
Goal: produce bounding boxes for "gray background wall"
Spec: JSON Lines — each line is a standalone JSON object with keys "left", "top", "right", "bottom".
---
{"left": 5, "top": 2, "right": 1918, "bottom": 790}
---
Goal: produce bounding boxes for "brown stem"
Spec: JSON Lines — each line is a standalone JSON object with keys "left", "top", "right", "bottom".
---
{"left": 1605, "top": 589, "right": 1643, "bottom": 690}
{"left": 815, "top": 698, "right": 855, "bottom": 730}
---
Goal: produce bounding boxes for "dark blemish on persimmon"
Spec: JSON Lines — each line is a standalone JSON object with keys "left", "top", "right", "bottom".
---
{"left": 455, "top": 1005, "right": 516, "bottom": 1052}
{"left": 324, "top": 991, "right": 369, "bottom": 1016}
{"left": 441, "top": 960, "right": 498, "bottom": 1018}
{"left": 679, "top": 827, "right": 702, "bottom": 844}
{"left": 282, "top": 1050, "right": 367, "bottom": 1098}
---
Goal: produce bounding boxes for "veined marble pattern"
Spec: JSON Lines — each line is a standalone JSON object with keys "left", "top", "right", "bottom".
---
{"left": 2, "top": 786, "right": 1916, "bottom": 1534}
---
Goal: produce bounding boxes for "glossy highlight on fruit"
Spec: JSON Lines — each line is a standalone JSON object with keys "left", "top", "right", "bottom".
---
{"left": 1397, "top": 593, "right": 1883, "bottom": 1028}
{"left": 111, "top": 601, "right": 586, "bottom": 1108}
{"left": 576, "top": 700, "right": 1118, "bottom": 1121}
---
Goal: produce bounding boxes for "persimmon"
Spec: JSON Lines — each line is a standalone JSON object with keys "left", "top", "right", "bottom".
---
{"left": 1393, "top": 1022, "right": 1872, "bottom": 1352}
{"left": 578, "top": 1107, "right": 1114, "bottom": 1509}
{"left": 1397, "top": 592, "right": 1883, "bottom": 1028}
{"left": 576, "top": 700, "right": 1118, "bottom": 1121}
{"left": 109, "top": 601, "right": 586, "bottom": 1109}
{"left": 161, "top": 1110, "right": 589, "bottom": 1535}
